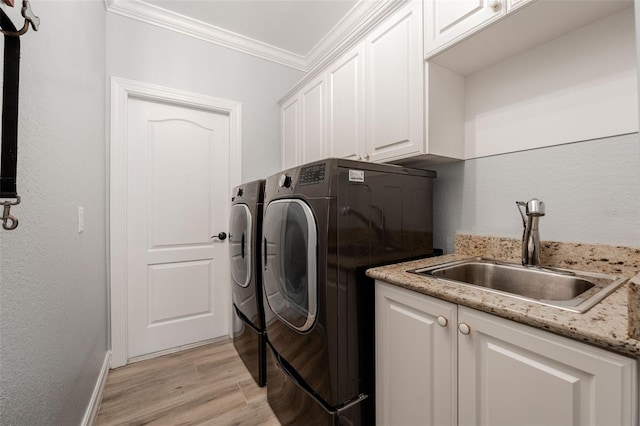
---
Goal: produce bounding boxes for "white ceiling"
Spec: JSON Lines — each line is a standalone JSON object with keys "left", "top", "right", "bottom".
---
{"left": 143, "top": 0, "right": 359, "bottom": 57}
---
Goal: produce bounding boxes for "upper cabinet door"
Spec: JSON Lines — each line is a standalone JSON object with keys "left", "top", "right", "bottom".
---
{"left": 424, "top": 0, "right": 506, "bottom": 57}
{"left": 365, "top": 0, "right": 424, "bottom": 163}
{"left": 327, "top": 45, "right": 365, "bottom": 161}
{"left": 281, "top": 96, "right": 300, "bottom": 169}
{"left": 300, "top": 74, "right": 327, "bottom": 165}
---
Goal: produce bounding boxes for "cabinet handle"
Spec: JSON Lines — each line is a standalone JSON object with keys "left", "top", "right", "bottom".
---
{"left": 489, "top": 0, "right": 501, "bottom": 12}
{"left": 458, "top": 322, "right": 471, "bottom": 335}
{"left": 364, "top": 153, "right": 370, "bottom": 161}
{"left": 437, "top": 316, "right": 448, "bottom": 327}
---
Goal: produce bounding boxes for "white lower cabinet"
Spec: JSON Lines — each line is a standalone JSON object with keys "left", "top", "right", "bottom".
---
{"left": 375, "top": 280, "right": 638, "bottom": 426}
{"left": 376, "top": 281, "right": 458, "bottom": 426}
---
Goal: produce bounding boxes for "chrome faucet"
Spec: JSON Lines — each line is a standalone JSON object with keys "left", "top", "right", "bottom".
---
{"left": 516, "top": 198, "right": 545, "bottom": 266}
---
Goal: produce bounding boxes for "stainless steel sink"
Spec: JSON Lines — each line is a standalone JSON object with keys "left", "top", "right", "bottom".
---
{"left": 410, "top": 258, "right": 627, "bottom": 313}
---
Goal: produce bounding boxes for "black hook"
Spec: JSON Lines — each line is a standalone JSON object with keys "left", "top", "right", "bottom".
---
{"left": 1, "top": 196, "right": 20, "bottom": 230}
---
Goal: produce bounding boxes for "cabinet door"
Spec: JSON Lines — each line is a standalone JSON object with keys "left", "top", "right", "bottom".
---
{"left": 458, "top": 306, "right": 637, "bottom": 426}
{"left": 365, "top": 0, "right": 424, "bottom": 163}
{"left": 300, "top": 74, "right": 326, "bottom": 165}
{"left": 424, "top": 0, "right": 505, "bottom": 57}
{"left": 376, "top": 281, "right": 457, "bottom": 426}
{"left": 327, "top": 45, "right": 365, "bottom": 161}
{"left": 281, "top": 96, "right": 300, "bottom": 169}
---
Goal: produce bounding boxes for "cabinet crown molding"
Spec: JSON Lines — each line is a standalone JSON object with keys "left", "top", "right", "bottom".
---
{"left": 276, "top": 0, "right": 411, "bottom": 103}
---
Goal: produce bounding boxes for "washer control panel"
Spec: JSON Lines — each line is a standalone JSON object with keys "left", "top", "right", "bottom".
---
{"left": 298, "top": 163, "right": 326, "bottom": 186}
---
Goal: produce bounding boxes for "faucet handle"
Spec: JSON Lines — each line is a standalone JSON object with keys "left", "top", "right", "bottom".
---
{"left": 526, "top": 199, "right": 545, "bottom": 217}
{"left": 516, "top": 198, "right": 545, "bottom": 227}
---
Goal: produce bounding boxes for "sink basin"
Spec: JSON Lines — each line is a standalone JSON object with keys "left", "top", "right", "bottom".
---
{"left": 410, "top": 258, "right": 627, "bottom": 313}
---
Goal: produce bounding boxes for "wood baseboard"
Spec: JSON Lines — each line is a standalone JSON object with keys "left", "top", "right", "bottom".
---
{"left": 81, "top": 351, "right": 111, "bottom": 426}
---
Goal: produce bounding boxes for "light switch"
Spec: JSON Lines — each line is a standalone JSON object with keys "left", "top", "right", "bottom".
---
{"left": 78, "top": 207, "right": 84, "bottom": 233}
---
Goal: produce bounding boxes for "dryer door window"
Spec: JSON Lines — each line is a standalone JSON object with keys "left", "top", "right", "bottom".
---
{"left": 262, "top": 199, "right": 317, "bottom": 332}
{"left": 230, "top": 204, "right": 252, "bottom": 288}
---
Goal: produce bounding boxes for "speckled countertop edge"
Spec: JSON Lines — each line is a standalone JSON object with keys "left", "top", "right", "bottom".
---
{"left": 629, "top": 274, "right": 640, "bottom": 340}
{"left": 367, "top": 243, "right": 640, "bottom": 358}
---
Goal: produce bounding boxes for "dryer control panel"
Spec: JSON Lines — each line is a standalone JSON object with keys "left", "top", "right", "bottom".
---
{"left": 298, "top": 163, "right": 326, "bottom": 186}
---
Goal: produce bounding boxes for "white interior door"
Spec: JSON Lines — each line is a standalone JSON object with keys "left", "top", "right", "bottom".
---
{"left": 125, "top": 96, "right": 230, "bottom": 360}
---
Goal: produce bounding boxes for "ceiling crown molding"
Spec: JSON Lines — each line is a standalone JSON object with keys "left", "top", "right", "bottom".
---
{"left": 105, "top": 0, "right": 407, "bottom": 73}
{"left": 105, "top": 0, "right": 307, "bottom": 71}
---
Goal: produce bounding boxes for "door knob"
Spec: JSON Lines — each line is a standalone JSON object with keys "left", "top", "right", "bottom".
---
{"left": 212, "top": 232, "right": 227, "bottom": 241}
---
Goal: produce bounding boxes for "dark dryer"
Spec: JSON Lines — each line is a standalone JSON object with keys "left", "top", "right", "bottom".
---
{"left": 261, "top": 159, "right": 436, "bottom": 425}
{"left": 229, "top": 179, "right": 267, "bottom": 386}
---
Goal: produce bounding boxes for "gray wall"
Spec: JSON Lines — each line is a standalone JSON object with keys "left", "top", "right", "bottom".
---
{"left": 106, "top": 13, "right": 305, "bottom": 182}
{"left": 0, "top": 1, "right": 108, "bottom": 425}
{"left": 429, "top": 133, "right": 640, "bottom": 253}
{"left": 637, "top": 0, "right": 640, "bottom": 114}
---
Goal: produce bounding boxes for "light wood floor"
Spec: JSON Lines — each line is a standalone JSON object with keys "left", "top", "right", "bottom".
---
{"left": 95, "top": 340, "right": 281, "bottom": 425}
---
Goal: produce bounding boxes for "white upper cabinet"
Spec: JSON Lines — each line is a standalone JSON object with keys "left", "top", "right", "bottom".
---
{"left": 280, "top": 1, "right": 444, "bottom": 168}
{"left": 424, "top": 0, "right": 506, "bottom": 57}
{"left": 299, "top": 74, "right": 327, "bottom": 165}
{"left": 425, "top": 0, "right": 631, "bottom": 74}
{"left": 424, "top": 0, "right": 547, "bottom": 59}
{"left": 506, "top": 0, "right": 532, "bottom": 13}
{"left": 327, "top": 44, "right": 365, "bottom": 161}
{"left": 423, "top": 1, "right": 636, "bottom": 162}
{"left": 281, "top": 0, "right": 634, "bottom": 167}
{"left": 281, "top": 96, "right": 299, "bottom": 170}
{"left": 365, "top": 0, "right": 424, "bottom": 163}
{"left": 281, "top": 73, "right": 327, "bottom": 169}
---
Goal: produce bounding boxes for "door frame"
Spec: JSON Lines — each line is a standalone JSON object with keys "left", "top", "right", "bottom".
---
{"left": 109, "top": 77, "right": 242, "bottom": 368}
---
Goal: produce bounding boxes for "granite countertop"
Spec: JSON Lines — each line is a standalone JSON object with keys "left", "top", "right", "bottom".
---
{"left": 366, "top": 235, "right": 640, "bottom": 358}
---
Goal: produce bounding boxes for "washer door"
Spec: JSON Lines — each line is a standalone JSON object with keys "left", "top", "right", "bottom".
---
{"left": 262, "top": 199, "right": 317, "bottom": 332}
{"left": 229, "top": 203, "right": 252, "bottom": 288}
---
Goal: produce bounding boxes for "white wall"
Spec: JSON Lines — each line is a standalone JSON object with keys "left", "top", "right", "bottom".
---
{"left": 106, "top": 13, "right": 305, "bottom": 182}
{"left": 430, "top": 133, "right": 640, "bottom": 253}
{"left": 464, "top": 7, "right": 638, "bottom": 159}
{"left": 0, "top": 1, "right": 108, "bottom": 424}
